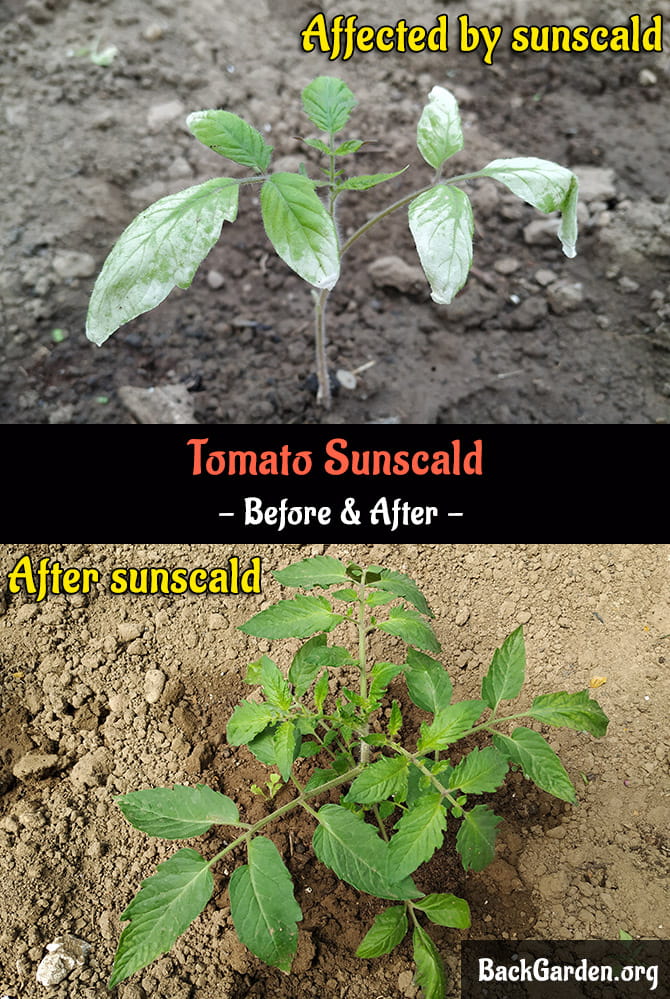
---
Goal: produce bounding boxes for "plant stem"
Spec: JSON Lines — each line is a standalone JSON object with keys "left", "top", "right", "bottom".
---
{"left": 206, "top": 765, "right": 363, "bottom": 869}
{"left": 313, "top": 161, "right": 485, "bottom": 405}
{"left": 339, "top": 184, "right": 433, "bottom": 257}
{"left": 372, "top": 803, "right": 389, "bottom": 842}
{"left": 389, "top": 743, "right": 462, "bottom": 812}
{"left": 314, "top": 287, "right": 331, "bottom": 408}
{"left": 357, "top": 583, "right": 370, "bottom": 764}
{"left": 405, "top": 899, "right": 422, "bottom": 930}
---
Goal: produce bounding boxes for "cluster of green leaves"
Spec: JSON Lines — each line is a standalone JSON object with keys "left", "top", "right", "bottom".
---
{"left": 86, "top": 76, "right": 578, "bottom": 407}
{"left": 109, "top": 556, "right": 607, "bottom": 997}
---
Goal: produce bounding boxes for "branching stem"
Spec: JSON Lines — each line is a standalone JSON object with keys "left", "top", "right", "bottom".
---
{"left": 206, "top": 765, "right": 362, "bottom": 870}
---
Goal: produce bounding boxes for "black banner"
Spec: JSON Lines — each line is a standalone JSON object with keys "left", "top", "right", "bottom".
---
{"left": 6, "top": 425, "right": 666, "bottom": 539}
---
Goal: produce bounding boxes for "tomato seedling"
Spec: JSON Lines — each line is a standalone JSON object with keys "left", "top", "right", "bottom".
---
{"left": 86, "top": 77, "right": 578, "bottom": 409}
{"left": 110, "top": 555, "right": 607, "bottom": 997}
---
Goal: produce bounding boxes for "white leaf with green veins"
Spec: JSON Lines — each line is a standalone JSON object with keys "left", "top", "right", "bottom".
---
{"left": 86, "top": 179, "right": 239, "bottom": 345}
{"left": 261, "top": 173, "right": 340, "bottom": 290}
{"left": 478, "top": 157, "right": 579, "bottom": 257}
{"left": 417, "top": 85, "right": 464, "bottom": 170}
{"left": 408, "top": 185, "right": 474, "bottom": 305}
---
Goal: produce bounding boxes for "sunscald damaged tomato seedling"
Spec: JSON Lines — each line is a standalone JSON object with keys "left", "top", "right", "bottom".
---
{"left": 110, "top": 556, "right": 608, "bottom": 997}
{"left": 86, "top": 77, "right": 579, "bottom": 408}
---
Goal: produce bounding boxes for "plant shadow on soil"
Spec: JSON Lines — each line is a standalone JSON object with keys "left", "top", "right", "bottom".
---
{"left": 1, "top": 0, "right": 669, "bottom": 423}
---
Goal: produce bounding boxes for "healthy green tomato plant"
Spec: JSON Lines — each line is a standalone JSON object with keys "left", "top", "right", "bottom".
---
{"left": 86, "top": 77, "right": 579, "bottom": 409}
{"left": 109, "top": 556, "right": 608, "bottom": 996}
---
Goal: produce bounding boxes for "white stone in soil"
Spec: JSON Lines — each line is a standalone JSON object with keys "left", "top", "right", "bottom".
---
{"left": 36, "top": 934, "right": 90, "bottom": 987}
{"left": 145, "top": 668, "right": 167, "bottom": 703}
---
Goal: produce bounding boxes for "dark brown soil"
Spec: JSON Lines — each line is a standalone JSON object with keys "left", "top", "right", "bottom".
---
{"left": 1, "top": 544, "right": 668, "bottom": 999}
{"left": 1, "top": 1, "right": 669, "bottom": 424}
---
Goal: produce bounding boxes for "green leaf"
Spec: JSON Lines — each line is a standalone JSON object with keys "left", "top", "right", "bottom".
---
{"left": 369, "top": 568, "right": 434, "bottom": 618}
{"left": 378, "top": 607, "right": 440, "bottom": 653}
{"left": 246, "top": 724, "right": 279, "bottom": 766}
{"left": 363, "top": 733, "right": 387, "bottom": 747}
{"left": 481, "top": 626, "right": 526, "bottom": 712}
{"left": 109, "top": 848, "right": 213, "bottom": 988}
{"left": 288, "top": 634, "right": 326, "bottom": 696}
{"left": 408, "top": 184, "right": 474, "bottom": 305}
{"left": 478, "top": 157, "right": 579, "bottom": 257}
{"left": 186, "top": 109, "right": 273, "bottom": 173}
{"left": 332, "top": 587, "right": 358, "bottom": 602}
{"left": 227, "top": 700, "right": 278, "bottom": 745}
{"left": 404, "top": 648, "right": 452, "bottom": 714}
{"left": 377, "top": 800, "right": 396, "bottom": 820}
{"left": 273, "top": 721, "right": 298, "bottom": 781}
{"left": 413, "top": 924, "right": 447, "bottom": 999}
{"left": 417, "top": 85, "right": 464, "bottom": 170}
{"left": 455, "top": 803, "right": 503, "bottom": 872}
{"left": 414, "top": 893, "right": 471, "bottom": 929}
{"left": 346, "top": 756, "right": 409, "bottom": 804}
{"left": 302, "top": 76, "right": 357, "bottom": 134}
{"left": 246, "top": 655, "right": 292, "bottom": 710}
{"left": 289, "top": 641, "right": 354, "bottom": 701}
{"left": 86, "top": 179, "right": 239, "bottom": 346}
{"left": 356, "top": 906, "right": 408, "bottom": 958}
{"left": 273, "top": 555, "right": 350, "bottom": 589}
{"left": 388, "top": 700, "right": 403, "bottom": 738}
{"left": 367, "top": 591, "right": 397, "bottom": 608}
{"left": 303, "top": 136, "right": 332, "bottom": 155}
{"left": 260, "top": 173, "right": 340, "bottom": 290}
{"left": 449, "top": 746, "right": 509, "bottom": 795}
{"left": 493, "top": 727, "right": 577, "bottom": 803}
{"left": 416, "top": 700, "right": 485, "bottom": 753}
{"left": 369, "top": 661, "right": 403, "bottom": 703}
{"left": 229, "top": 836, "right": 302, "bottom": 973}
{"left": 336, "top": 168, "right": 408, "bottom": 192}
{"left": 240, "top": 594, "right": 344, "bottom": 639}
{"left": 304, "top": 766, "right": 338, "bottom": 793}
{"left": 313, "top": 804, "right": 420, "bottom": 900}
{"left": 314, "top": 672, "right": 330, "bottom": 711}
{"left": 527, "top": 690, "right": 609, "bottom": 737}
{"left": 334, "top": 139, "right": 364, "bottom": 155}
{"left": 388, "top": 793, "right": 446, "bottom": 878}
{"left": 116, "top": 785, "right": 239, "bottom": 839}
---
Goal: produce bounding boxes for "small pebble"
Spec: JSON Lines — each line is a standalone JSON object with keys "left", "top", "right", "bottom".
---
{"left": 207, "top": 270, "right": 225, "bottom": 290}
{"left": 143, "top": 22, "right": 164, "bottom": 42}
{"left": 144, "top": 669, "right": 167, "bottom": 704}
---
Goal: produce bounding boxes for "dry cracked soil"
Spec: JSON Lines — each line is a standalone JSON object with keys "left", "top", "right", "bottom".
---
{"left": 0, "top": 544, "right": 669, "bottom": 998}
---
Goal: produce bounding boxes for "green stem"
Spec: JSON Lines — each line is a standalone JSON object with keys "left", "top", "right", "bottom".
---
{"left": 339, "top": 169, "right": 485, "bottom": 258}
{"left": 357, "top": 583, "right": 370, "bottom": 764}
{"left": 467, "top": 710, "right": 536, "bottom": 737}
{"left": 372, "top": 803, "right": 389, "bottom": 842}
{"left": 339, "top": 184, "right": 433, "bottom": 257}
{"left": 206, "top": 765, "right": 362, "bottom": 869}
{"left": 390, "top": 743, "right": 462, "bottom": 812}
{"left": 318, "top": 717, "right": 354, "bottom": 760}
{"left": 405, "top": 899, "right": 422, "bottom": 930}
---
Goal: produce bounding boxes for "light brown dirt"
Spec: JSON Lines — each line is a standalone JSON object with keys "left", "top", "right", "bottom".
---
{"left": 1, "top": 544, "right": 668, "bottom": 998}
